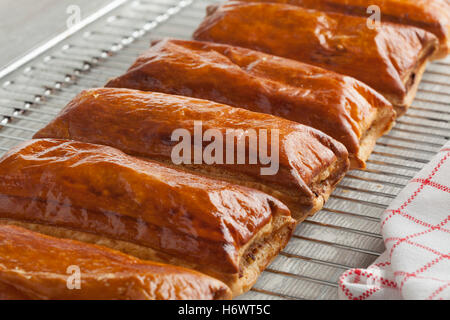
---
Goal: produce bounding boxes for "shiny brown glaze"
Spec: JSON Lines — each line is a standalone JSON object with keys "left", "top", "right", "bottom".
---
{"left": 0, "top": 139, "right": 293, "bottom": 279}
{"left": 193, "top": 2, "right": 438, "bottom": 112}
{"left": 105, "top": 39, "right": 395, "bottom": 168}
{"left": 238, "top": 0, "right": 450, "bottom": 59}
{"left": 34, "top": 88, "right": 350, "bottom": 220}
{"left": 0, "top": 225, "right": 232, "bottom": 300}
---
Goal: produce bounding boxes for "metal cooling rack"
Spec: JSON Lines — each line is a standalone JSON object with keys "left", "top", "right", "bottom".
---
{"left": 0, "top": 0, "right": 449, "bottom": 300}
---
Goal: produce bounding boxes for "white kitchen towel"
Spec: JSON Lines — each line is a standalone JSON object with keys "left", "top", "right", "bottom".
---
{"left": 338, "top": 142, "right": 450, "bottom": 300}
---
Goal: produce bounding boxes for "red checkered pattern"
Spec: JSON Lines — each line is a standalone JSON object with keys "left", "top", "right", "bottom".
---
{"left": 339, "top": 143, "right": 450, "bottom": 300}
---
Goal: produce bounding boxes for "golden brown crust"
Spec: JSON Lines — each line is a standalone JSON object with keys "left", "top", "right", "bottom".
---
{"left": 105, "top": 39, "right": 394, "bottom": 168}
{"left": 0, "top": 282, "right": 31, "bottom": 300}
{"left": 0, "top": 139, "right": 295, "bottom": 296}
{"left": 34, "top": 88, "right": 350, "bottom": 220}
{"left": 0, "top": 224, "right": 232, "bottom": 300}
{"left": 0, "top": 219, "right": 293, "bottom": 297}
{"left": 239, "top": 0, "right": 450, "bottom": 59}
{"left": 193, "top": 1, "right": 439, "bottom": 113}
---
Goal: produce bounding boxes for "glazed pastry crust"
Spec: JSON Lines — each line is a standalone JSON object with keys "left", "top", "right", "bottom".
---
{"left": 0, "top": 139, "right": 295, "bottom": 296}
{"left": 0, "top": 219, "right": 293, "bottom": 297}
{"left": 105, "top": 39, "right": 395, "bottom": 168}
{"left": 238, "top": 0, "right": 450, "bottom": 59}
{"left": 0, "top": 224, "right": 232, "bottom": 300}
{"left": 194, "top": 1, "right": 439, "bottom": 113}
{"left": 34, "top": 88, "right": 350, "bottom": 220}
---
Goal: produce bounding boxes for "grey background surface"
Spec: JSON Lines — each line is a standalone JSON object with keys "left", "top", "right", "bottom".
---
{"left": 0, "top": 0, "right": 111, "bottom": 70}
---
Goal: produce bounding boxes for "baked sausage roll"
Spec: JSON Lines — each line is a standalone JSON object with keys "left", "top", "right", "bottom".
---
{"left": 0, "top": 225, "right": 232, "bottom": 300}
{"left": 193, "top": 1, "right": 439, "bottom": 115}
{"left": 0, "top": 139, "right": 295, "bottom": 296}
{"left": 238, "top": 0, "right": 450, "bottom": 59}
{"left": 34, "top": 88, "right": 350, "bottom": 221}
{"left": 105, "top": 39, "right": 395, "bottom": 168}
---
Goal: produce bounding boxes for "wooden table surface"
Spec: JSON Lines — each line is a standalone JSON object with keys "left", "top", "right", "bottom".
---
{"left": 0, "top": 0, "right": 111, "bottom": 71}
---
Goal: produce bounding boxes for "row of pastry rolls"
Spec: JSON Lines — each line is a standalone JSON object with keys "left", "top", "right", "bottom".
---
{"left": 105, "top": 39, "right": 396, "bottom": 169}
{"left": 0, "top": 86, "right": 351, "bottom": 297}
{"left": 0, "top": 138, "right": 296, "bottom": 297}
{"left": 1, "top": 75, "right": 351, "bottom": 298}
{"left": 3, "top": 0, "right": 445, "bottom": 300}
{"left": 80, "top": 0, "right": 445, "bottom": 297}
{"left": 34, "top": 88, "right": 350, "bottom": 222}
